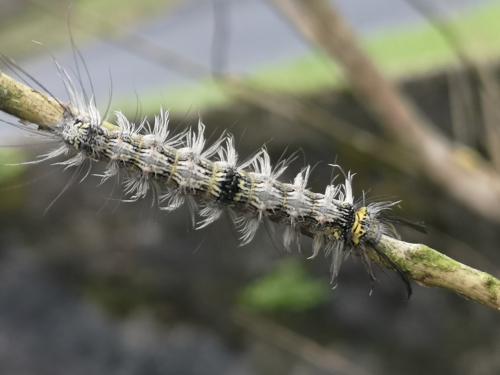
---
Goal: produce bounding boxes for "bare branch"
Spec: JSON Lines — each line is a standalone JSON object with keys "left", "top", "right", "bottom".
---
{"left": 376, "top": 235, "right": 500, "bottom": 311}
{"left": 1, "top": 70, "right": 500, "bottom": 310}
{"left": 234, "top": 310, "right": 372, "bottom": 375}
{"left": 0, "top": 71, "right": 63, "bottom": 130}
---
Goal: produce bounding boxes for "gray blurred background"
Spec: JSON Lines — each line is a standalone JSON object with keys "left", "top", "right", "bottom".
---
{"left": 1, "top": 0, "right": 500, "bottom": 374}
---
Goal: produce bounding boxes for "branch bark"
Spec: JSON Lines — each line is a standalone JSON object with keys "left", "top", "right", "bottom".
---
{"left": 376, "top": 235, "right": 500, "bottom": 310}
{"left": 272, "top": 0, "right": 500, "bottom": 224}
{"left": 0, "top": 71, "right": 63, "bottom": 129}
{"left": 1, "top": 71, "right": 499, "bottom": 311}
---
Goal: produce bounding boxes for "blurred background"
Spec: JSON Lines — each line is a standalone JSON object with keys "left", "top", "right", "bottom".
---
{"left": 1, "top": 0, "right": 500, "bottom": 374}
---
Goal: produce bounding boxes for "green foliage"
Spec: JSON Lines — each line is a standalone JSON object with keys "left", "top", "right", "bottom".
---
{"left": 0, "top": 149, "right": 27, "bottom": 211}
{"left": 252, "top": 1, "right": 500, "bottom": 91}
{"left": 120, "top": 81, "right": 229, "bottom": 119}
{"left": 0, "top": 0, "right": 178, "bottom": 59}
{"left": 0, "top": 149, "right": 25, "bottom": 184}
{"left": 239, "top": 259, "right": 329, "bottom": 313}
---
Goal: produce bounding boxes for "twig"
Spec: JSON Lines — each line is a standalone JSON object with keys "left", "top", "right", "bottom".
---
{"left": 0, "top": 71, "right": 116, "bottom": 132}
{"left": 376, "top": 235, "right": 500, "bottom": 310}
{"left": 233, "top": 310, "right": 372, "bottom": 375}
{"left": 1, "top": 71, "right": 500, "bottom": 311}
{"left": 0, "top": 71, "right": 63, "bottom": 129}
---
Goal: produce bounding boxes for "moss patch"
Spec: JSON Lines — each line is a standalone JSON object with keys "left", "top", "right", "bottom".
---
{"left": 484, "top": 275, "right": 500, "bottom": 294}
{"left": 409, "top": 247, "right": 460, "bottom": 272}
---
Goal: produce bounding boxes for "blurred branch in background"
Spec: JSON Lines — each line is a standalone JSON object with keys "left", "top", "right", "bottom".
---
{"left": 24, "top": 0, "right": 208, "bottom": 80}
{"left": 18, "top": 0, "right": 500, "bottom": 199}
{"left": 24, "top": 0, "right": 402, "bottom": 171}
{"left": 271, "top": 0, "right": 500, "bottom": 224}
{"left": 20, "top": 0, "right": 421, "bottom": 176}
{"left": 234, "top": 310, "right": 372, "bottom": 375}
{"left": 2, "top": 2, "right": 500, "bottom": 373}
{"left": 1, "top": 71, "right": 499, "bottom": 310}
{"left": 221, "top": 78, "right": 414, "bottom": 173}
{"left": 405, "top": 0, "right": 500, "bottom": 171}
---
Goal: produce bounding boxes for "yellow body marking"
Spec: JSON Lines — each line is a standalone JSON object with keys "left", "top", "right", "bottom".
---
{"left": 352, "top": 207, "right": 368, "bottom": 246}
{"left": 207, "top": 163, "right": 220, "bottom": 197}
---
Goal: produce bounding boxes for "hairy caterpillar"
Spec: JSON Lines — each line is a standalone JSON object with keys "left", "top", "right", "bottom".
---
{"left": 0, "top": 57, "right": 411, "bottom": 295}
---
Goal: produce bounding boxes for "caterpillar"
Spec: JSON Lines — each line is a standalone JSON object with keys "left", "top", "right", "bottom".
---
{"left": 0, "top": 57, "right": 411, "bottom": 295}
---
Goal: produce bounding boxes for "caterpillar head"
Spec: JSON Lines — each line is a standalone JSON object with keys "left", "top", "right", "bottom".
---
{"left": 351, "top": 202, "right": 412, "bottom": 297}
{"left": 351, "top": 201, "right": 398, "bottom": 246}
